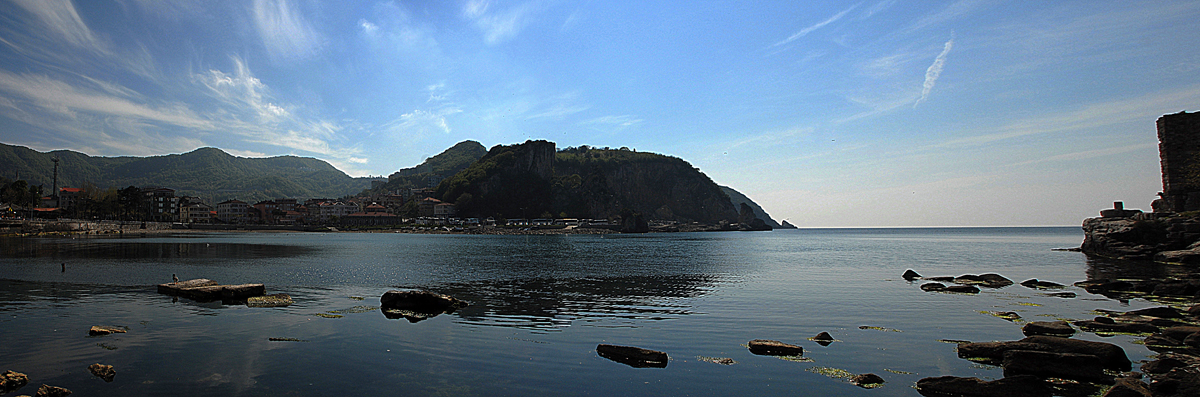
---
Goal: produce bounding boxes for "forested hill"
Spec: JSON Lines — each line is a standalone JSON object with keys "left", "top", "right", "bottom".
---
{"left": 0, "top": 143, "right": 375, "bottom": 203}
{"left": 436, "top": 141, "right": 745, "bottom": 224}
{"left": 371, "top": 140, "right": 487, "bottom": 194}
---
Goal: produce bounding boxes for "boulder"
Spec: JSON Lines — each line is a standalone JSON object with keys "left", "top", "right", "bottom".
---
{"left": 915, "top": 375, "right": 1052, "bottom": 397}
{"left": 88, "top": 363, "right": 115, "bottom": 382}
{"left": 920, "top": 283, "right": 946, "bottom": 292}
{"left": 88, "top": 326, "right": 126, "bottom": 336}
{"left": 902, "top": 269, "right": 922, "bottom": 280}
{"left": 1020, "top": 279, "right": 1065, "bottom": 289}
{"left": 1001, "top": 350, "right": 1108, "bottom": 383}
{"left": 1081, "top": 280, "right": 1135, "bottom": 294}
{"left": 596, "top": 344, "right": 668, "bottom": 368}
{"left": 1, "top": 370, "right": 29, "bottom": 393}
{"left": 748, "top": 339, "right": 803, "bottom": 356}
{"left": 1043, "top": 291, "right": 1077, "bottom": 298}
{"left": 1149, "top": 368, "right": 1200, "bottom": 397}
{"left": 1143, "top": 357, "right": 1189, "bottom": 375}
{"left": 1103, "top": 377, "right": 1152, "bottom": 397}
{"left": 156, "top": 278, "right": 217, "bottom": 294}
{"left": 379, "top": 290, "right": 468, "bottom": 314}
{"left": 158, "top": 280, "right": 265, "bottom": 302}
{"left": 1187, "top": 304, "right": 1200, "bottom": 317}
{"left": 954, "top": 274, "right": 1014, "bottom": 288}
{"left": 812, "top": 332, "right": 834, "bottom": 342}
{"left": 850, "top": 373, "right": 884, "bottom": 388}
{"left": 1161, "top": 326, "right": 1200, "bottom": 341}
{"left": 1021, "top": 321, "right": 1075, "bottom": 337}
{"left": 924, "top": 276, "right": 956, "bottom": 282}
{"left": 1183, "top": 332, "right": 1200, "bottom": 348}
{"left": 958, "top": 336, "right": 1130, "bottom": 371}
{"left": 35, "top": 384, "right": 72, "bottom": 397}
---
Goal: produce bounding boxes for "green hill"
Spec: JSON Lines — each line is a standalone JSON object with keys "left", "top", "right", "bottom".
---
{"left": 372, "top": 140, "right": 487, "bottom": 193}
{"left": 0, "top": 143, "right": 375, "bottom": 203}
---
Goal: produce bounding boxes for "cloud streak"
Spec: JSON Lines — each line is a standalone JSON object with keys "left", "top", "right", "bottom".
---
{"left": 252, "top": 0, "right": 325, "bottom": 61}
{"left": 915, "top": 34, "right": 954, "bottom": 108}
{"left": 772, "top": 3, "right": 860, "bottom": 48}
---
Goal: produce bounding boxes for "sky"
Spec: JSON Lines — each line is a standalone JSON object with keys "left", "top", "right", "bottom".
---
{"left": 1, "top": 0, "right": 1198, "bottom": 227}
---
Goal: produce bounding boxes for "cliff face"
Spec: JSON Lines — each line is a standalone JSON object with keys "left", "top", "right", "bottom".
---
{"left": 437, "top": 142, "right": 741, "bottom": 224}
{"left": 1082, "top": 215, "right": 1200, "bottom": 263}
{"left": 721, "top": 186, "right": 781, "bottom": 228}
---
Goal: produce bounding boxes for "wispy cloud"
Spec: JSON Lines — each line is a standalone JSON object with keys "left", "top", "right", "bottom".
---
{"left": 252, "top": 0, "right": 325, "bottom": 62}
{"left": 462, "top": 0, "right": 540, "bottom": 44}
{"left": 902, "top": 0, "right": 983, "bottom": 35}
{"left": 860, "top": 0, "right": 897, "bottom": 19}
{"left": 10, "top": 0, "right": 104, "bottom": 51}
{"left": 1011, "top": 143, "right": 1157, "bottom": 166}
{"left": 939, "top": 85, "right": 1200, "bottom": 148}
{"left": 771, "top": 3, "right": 860, "bottom": 48}
{"left": 579, "top": 115, "right": 642, "bottom": 132}
{"left": 915, "top": 34, "right": 954, "bottom": 108}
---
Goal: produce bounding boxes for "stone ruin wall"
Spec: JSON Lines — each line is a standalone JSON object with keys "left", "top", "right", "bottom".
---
{"left": 1157, "top": 111, "right": 1200, "bottom": 212}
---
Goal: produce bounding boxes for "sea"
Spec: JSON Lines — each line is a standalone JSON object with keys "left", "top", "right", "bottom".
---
{"left": 0, "top": 227, "right": 1181, "bottom": 396}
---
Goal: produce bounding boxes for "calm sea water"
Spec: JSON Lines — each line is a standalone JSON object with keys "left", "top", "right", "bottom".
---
{"left": 0, "top": 227, "right": 1174, "bottom": 396}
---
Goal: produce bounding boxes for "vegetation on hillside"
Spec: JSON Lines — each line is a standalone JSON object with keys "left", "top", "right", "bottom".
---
{"left": 372, "top": 141, "right": 487, "bottom": 194}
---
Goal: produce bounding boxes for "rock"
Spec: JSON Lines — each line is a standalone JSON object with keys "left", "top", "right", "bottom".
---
{"left": 920, "top": 282, "right": 946, "bottom": 292}
{"left": 158, "top": 279, "right": 266, "bottom": 302}
{"left": 1149, "top": 368, "right": 1200, "bottom": 397}
{"left": 379, "top": 308, "right": 441, "bottom": 323}
{"left": 902, "top": 269, "right": 922, "bottom": 280}
{"left": 1127, "top": 306, "right": 1185, "bottom": 318}
{"left": 748, "top": 339, "right": 803, "bottom": 356}
{"left": 1073, "top": 320, "right": 1159, "bottom": 334}
{"left": 924, "top": 276, "right": 956, "bottom": 282}
{"left": 379, "top": 290, "right": 468, "bottom": 314}
{"left": 1183, "top": 332, "right": 1200, "bottom": 348}
{"left": 1144, "top": 334, "right": 1183, "bottom": 351}
{"left": 1082, "top": 280, "right": 1135, "bottom": 294}
{"left": 1187, "top": 304, "right": 1200, "bottom": 317}
{"left": 1103, "top": 377, "right": 1152, "bottom": 397}
{"left": 1, "top": 370, "right": 29, "bottom": 393}
{"left": 1021, "top": 321, "right": 1075, "bottom": 337}
{"left": 155, "top": 278, "right": 218, "bottom": 294}
{"left": 1001, "top": 350, "right": 1108, "bottom": 383}
{"left": 1143, "top": 357, "right": 1189, "bottom": 374}
{"left": 1151, "top": 281, "right": 1200, "bottom": 297}
{"left": 87, "top": 363, "right": 115, "bottom": 382}
{"left": 850, "top": 373, "right": 884, "bottom": 388}
{"left": 1161, "top": 326, "right": 1200, "bottom": 341}
{"left": 1095, "top": 316, "right": 1116, "bottom": 324}
{"left": 958, "top": 336, "right": 1130, "bottom": 371}
{"left": 812, "top": 332, "right": 834, "bottom": 342}
{"left": 1043, "top": 291, "right": 1077, "bottom": 298}
{"left": 954, "top": 274, "right": 1014, "bottom": 288}
{"left": 35, "top": 384, "right": 72, "bottom": 397}
{"left": 596, "top": 344, "right": 668, "bottom": 368}
{"left": 88, "top": 326, "right": 126, "bottom": 336}
{"left": 1020, "top": 279, "right": 1065, "bottom": 289}
{"left": 915, "top": 375, "right": 1052, "bottom": 397}
{"left": 246, "top": 293, "right": 293, "bottom": 308}
{"left": 945, "top": 285, "right": 981, "bottom": 294}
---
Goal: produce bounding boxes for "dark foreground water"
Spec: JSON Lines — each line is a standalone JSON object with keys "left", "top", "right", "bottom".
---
{"left": 0, "top": 228, "right": 1179, "bottom": 396}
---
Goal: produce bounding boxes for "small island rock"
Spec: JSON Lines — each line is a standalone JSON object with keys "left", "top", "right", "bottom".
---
{"left": 748, "top": 339, "right": 803, "bottom": 356}
{"left": 380, "top": 290, "right": 468, "bottom": 314}
{"left": 88, "top": 363, "right": 115, "bottom": 382}
{"left": 35, "top": 384, "right": 72, "bottom": 397}
{"left": 596, "top": 344, "right": 668, "bottom": 368}
{"left": 1, "top": 370, "right": 29, "bottom": 393}
{"left": 916, "top": 375, "right": 1051, "bottom": 397}
{"left": 88, "top": 326, "right": 126, "bottom": 336}
{"left": 902, "top": 269, "right": 922, "bottom": 280}
{"left": 850, "top": 373, "right": 884, "bottom": 388}
{"left": 1021, "top": 321, "right": 1075, "bottom": 337}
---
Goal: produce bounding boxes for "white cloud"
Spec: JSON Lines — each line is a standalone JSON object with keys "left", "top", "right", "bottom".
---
{"left": 915, "top": 35, "right": 954, "bottom": 108}
{"left": 252, "top": 0, "right": 325, "bottom": 61}
{"left": 1011, "top": 143, "right": 1158, "bottom": 166}
{"left": 0, "top": 69, "right": 210, "bottom": 129}
{"left": 224, "top": 149, "right": 270, "bottom": 158}
{"left": 771, "top": 3, "right": 859, "bottom": 48}
{"left": 902, "top": 0, "right": 983, "bottom": 35}
{"left": 462, "top": 0, "right": 540, "bottom": 44}
{"left": 579, "top": 115, "right": 642, "bottom": 131}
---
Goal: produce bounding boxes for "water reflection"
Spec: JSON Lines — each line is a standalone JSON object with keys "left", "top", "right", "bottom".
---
{"left": 0, "top": 236, "right": 313, "bottom": 260}
{"left": 394, "top": 274, "right": 728, "bottom": 330}
{"left": 1084, "top": 255, "right": 1200, "bottom": 281}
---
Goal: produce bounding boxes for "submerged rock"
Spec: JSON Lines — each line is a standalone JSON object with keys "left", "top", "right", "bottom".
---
{"left": 1127, "top": 306, "right": 1186, "bottom": 319}
{"left": 1019, "top": 279, "right": 1065, "bottom": 289}
{"left": 916, "top": 375, "right": 1051, "bottom": 397}
{"left": 88, "top": 326, "right": 126, "bottom": 336}
{"left": 1, "top": 370, "right": 29, "bottom": 393}
{"left": 955, "top": 274, "right": 1014, "bottom": 288}
{"left": 1104, "top": 377, "right": 1152, "bottom": 397}
{"left": 945, "top": 285, "right": 981, "bottom": 294}
{"left": 35, "top": 384, "right": 72, "bottom": 397}
{"left": 246, "top": 293, "right": 293, "bottom": 308}
{"left": 1074, "top": 320, "right": 1158, "bottom": 334}
{"left": 1149, "top": 368, "right": 1200, "bottom": 397}
{"left": 88, "top": 363, "right": 115, "bottom": 382}
{"left": 596, "top": 344, "right": 668, "bottom": 368}
{"left": 920, "top": 282, "right": 946, "bottom": 292}
{"left": 924, "top": 276, "right": 956, "bottom": 282}
{"left": 748, "top": 339, "right": 803, "bottom": 356}
{"left": 379, "top": 290, "right": 467, "bottom": 314}
{"left": 850, "top": 373, "right": 885, "bottom": 388}
{"left": 1021, "top": 321, "right": 1075, "bottom": 337}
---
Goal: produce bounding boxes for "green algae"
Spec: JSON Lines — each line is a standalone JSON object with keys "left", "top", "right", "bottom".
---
{"left": 858, "top": 325, "right": 902, "bottom": 332}
{"left": 696, "top": 356, "right": 736, "bottom": 365}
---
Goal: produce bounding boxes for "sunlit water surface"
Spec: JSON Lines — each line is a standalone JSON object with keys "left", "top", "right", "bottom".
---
{"left": 0, "top": 228, "right": 1175, "bottom": 396}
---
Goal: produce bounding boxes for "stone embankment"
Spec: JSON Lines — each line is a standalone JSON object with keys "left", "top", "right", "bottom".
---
{"left": 1080, "top": 211, "right": 1200, "bottom": 263}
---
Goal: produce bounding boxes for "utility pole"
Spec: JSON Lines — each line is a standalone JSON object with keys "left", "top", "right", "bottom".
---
{"left": 51, "top": 157, "right": 59, "bottom": 204}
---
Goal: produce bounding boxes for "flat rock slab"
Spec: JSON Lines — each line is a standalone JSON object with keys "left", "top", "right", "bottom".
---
{"left": 958, "top": 335, "right": 1130, "bottom": 371}
{"left": 158, "top": 279, "right": 265, "bottom": 302}
{"left": 596, "top": 344, "right": 668, "bottom": 368}
{"left": 379, "top": 290, "right": 467, "bottom": 313}
{"left": 247, "top": 293, "right": 293, "bottom": 308}
{"left": 748, "top": 339, "right": 803, "bottom": 356}
{"left": 1002, "top": 350, "right": 1108, "bottom": 383}
{"left": 36, "top": 384, "right": 72, "bottom": 397}
{"left": 88, "top": 326, "right": 126, "bottom": 336}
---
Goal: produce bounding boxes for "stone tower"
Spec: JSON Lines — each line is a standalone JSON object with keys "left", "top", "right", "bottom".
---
{"left": 1158, "top": 111, "right": 1200, "bottom": 212}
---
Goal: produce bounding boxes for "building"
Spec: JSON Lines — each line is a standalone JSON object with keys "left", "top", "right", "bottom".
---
{"left": 418, "top": 197, "right": 442, "bottom": 217}
{"left": 253, "top": 200, "right": 280, "bottom": 224}
{"left": 1158, "top": 111, "right": 1200, "bottom": 212}
{"left": 180, "top": 202, "right": 214, "bottom": 223}
{"left": 141, "top": 187, "right": 179, "bottom": 221}
{"left": 216, "top": 199, "right": 250, "bottom": 223}
{"left": 58, "top": 187, "right": 81, "bottom": 210}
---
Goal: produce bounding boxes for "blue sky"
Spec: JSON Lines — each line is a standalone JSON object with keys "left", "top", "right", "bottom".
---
{"left": 1, "top": 0, "right": 1198, "bottom": 227}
